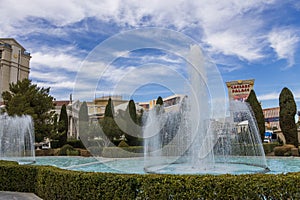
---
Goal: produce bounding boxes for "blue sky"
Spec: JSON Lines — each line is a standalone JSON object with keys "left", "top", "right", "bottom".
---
{"left": 1, "top": 0, "right": 300, "bottom": 109}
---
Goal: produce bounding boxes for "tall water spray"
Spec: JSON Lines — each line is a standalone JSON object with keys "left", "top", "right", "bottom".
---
{"left": 144, "top": 46, "right": 269, "bottom": 174}
{"left": 0, "top": 114, "right": 35, "bottom": 164}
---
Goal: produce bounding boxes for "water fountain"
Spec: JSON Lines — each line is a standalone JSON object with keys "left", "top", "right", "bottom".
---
{"left": 0, "top": 114, "right": 35, "bottom": 164}
{"left": 144, "top": 99, "right": 269, "bottom": 174}
{"left": 72, "top": 28, "right": 269, "bottom": 174}
{"left": 143, "top": 46, "right": 269, "bottom": 174}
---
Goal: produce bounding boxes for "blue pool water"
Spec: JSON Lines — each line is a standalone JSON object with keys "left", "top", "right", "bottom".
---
{"left": 33, "top": 156, "right": 300, "bottom": 175}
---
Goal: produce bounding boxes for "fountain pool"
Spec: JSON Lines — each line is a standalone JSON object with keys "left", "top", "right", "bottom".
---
{"left": 33, "top": 156, "right": 300, "bottom": 175}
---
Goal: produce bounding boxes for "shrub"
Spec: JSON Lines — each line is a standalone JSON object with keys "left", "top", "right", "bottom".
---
{"left": 102, "top": 146, "right": 143, "bottom": 158}
{"left": 263, "top": 142, "right": 281, "bottom": 155}
{"left": 58, "top": 144, "right": 79, "bottom": 156}
{"left": 50, "top": 140, "right": 60, "bottom": 149}
{"left": 67, "top": 139, "right": 85, "bottom": 149}
{"left": 87, "top": 146, "right": 103, "bottom": 156}
{"left": 274, "top": 144, "right": 295, "bottom": 156}
{"left": 1, "top": 160, "right": 300, "bottom": 199}
{"left": 118, "top": 140, "right": 129, "bottom": 147}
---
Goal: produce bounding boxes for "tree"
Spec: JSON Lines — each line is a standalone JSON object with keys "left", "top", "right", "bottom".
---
{"left": 156, "top": 96, "right": 163, "bottom": 105}
{"left": 279, "top": 87, "right": 298, "bottom": 147}
{"left": 78, "top": 101, "right": 89, "bottom": 139}
{"left": 245, "top": 90, "right": 265, "bottom": 142}
{"left": 2, "top": 79, "right": 54, "bottom": 142}
{"left": 58, "top": 104, "right": 68, "bottom": 146}
{"left": 124, "top": 99, "right": 141, "bottom": 146}
{"left": 100, "top": 98, "right": 122, "bottom": 144}
{"left": 104, "top": 98, "right": 114, "bottom": 118}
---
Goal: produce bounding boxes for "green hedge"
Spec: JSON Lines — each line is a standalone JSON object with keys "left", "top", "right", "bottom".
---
{"left": 263, "top": 142, "right": 281, "bottom": 155}
{"left": 67, "top": 139, "right": 86, "bottom": 149}
{"left": 102, "top": 146, "right": 144, "bottom": 158}
{"left": 1, "top": 160, "right": 300, "bottom": 199}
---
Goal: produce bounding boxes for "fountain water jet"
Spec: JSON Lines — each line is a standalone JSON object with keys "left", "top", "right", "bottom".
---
{"left": 0, "top": 114, "right": 35, "bottom": 164}
{"left": 143, "top": 46, "right": 269, "bottom": 174}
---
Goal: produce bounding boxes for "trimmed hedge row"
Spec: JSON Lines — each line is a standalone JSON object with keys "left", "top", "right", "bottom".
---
{"left": 102, "top": 146, "right": 144, "bottom": 158}
{"left": 1, "top": 160, "right": 300, "bottom": 199}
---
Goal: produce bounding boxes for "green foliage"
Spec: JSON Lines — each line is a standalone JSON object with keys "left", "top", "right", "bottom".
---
{"left": 1, "top": 161, "right": 300, "bottom": 199}
{"left": 104, "top": 97, "right": 114, "bottom": 118}
{"left": 274, "top": 144, "right": 295, "bottom": 156}
{"left": 118, "top": 140, "right": 129, "bottom": 147}
{"left": 124, "top": 99, "right": 141, "bottom": 146}
{"left": 100, "top": 116, "right": 123, "bottom": 142}
{"left": 58, "top": 144, "right": 79, "bottom": 156}
{"left": 79, "top": 101, "right": 89, "bottom": 139}
{"left": 102, "top": 146, "right": 144, "bottom": 158}
{"left": 87, "top": 146, "right": 103, "bottom": 156}
{"left": 66, "top": 139, "right": 85, "bottom": 149}
{"left": 279, "top": 87, "right": 298, "bottom": 147}
{"left": 156, "top": 96, "right": 163, "bottom": 105}
{"left": 263, "top": 142, "right": 281, "bottom": 155}
{"left": 2, "top": 79, "right": 55, "bottom": 142}
{"left": 246, "top": 90, "right": 265, "bottom": 142}
{"left": 58, "top": 104, "right": 68, "bottom": 147}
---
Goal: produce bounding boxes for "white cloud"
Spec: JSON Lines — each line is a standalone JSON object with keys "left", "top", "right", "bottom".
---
{"left": 268, "top": 28, "right": 300, "bottom": 68}
{"left": 31, "top": 52, "right": 82, "bottom": 72}
{"left": 0, "top": 0, "right": 278, "bottom": 64}
{"left": 258, "top": 92, "right": 279, "bottom": 101}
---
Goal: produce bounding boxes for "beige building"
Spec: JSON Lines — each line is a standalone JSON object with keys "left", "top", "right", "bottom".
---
{"left": 226, "top": 79, "right": 254, "bottom": 102}
{"left": 263, "top": 107, "right": 280, "bottom": 131}
{"left": 0, "top": 38, "right": 31, "bottom": 101}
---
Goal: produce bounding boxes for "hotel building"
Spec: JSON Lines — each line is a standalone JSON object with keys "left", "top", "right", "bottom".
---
{"left": 0, "top": 38, "right": 31, "bottom": 101}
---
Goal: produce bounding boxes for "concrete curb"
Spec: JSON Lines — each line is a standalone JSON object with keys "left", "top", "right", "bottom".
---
{"left": 0, "top": 191, "right": 42, "bottom": 200}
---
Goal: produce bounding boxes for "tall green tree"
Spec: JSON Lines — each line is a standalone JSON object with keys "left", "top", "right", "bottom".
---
{"left": 156, "top": 96, "right": 163, "bottom": 105}
{"left": 279, "top": 87, "right": 298, "bottom": 147}
{"left": 58, "top": 104, "right": 68, "bottom": 146}
{"left": 79, "top": 101, "right": 89, "bottom": 139}
{"left": 2, "top": 79, "right": 54, "bottom": 142}
{"left": 125, "top": 99, "right": 140, "bottom": 146}
{"left": 246, "top": 90, "right": 265, "bottom": 142}
{"left": 104, "top": 98, "right": 114, "bottom": 118}
{"left": 100, "top": 98, "right": 122, "bottom": 143}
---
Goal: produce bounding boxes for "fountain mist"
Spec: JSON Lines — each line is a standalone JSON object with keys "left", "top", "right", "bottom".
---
{"left": 0, "top": 114, "right": 35, "bottom": 164}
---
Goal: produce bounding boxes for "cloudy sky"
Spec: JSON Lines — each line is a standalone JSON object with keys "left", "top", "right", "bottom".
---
{"left": 1, "top": 0, "right": 300, "bottom": 109}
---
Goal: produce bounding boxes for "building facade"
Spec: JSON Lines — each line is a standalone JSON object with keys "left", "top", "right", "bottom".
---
{"left": 0, "top": 38, "right": 31, "bottom": 101}
{"left": 226, "top": 79, "right": 254, "bottom": 102}
{"left": 263, "top": 107, "right": 280, "bottom": 131}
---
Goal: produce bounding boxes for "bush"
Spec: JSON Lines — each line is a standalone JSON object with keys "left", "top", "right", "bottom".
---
{"left": 87, "top": 146, "right": 103, "bottom": 156}
{"left": 102, "top": 146, "right": 143, "bottom": 158}
{"left": 118, "top": 140, "right": 129, "bottom": 147}
{"left": 67, "top": 139, "right": 85, "bottom": 149}
{"left": 58, "top": 144, "right": 79, "bottom": 156}
{"left": 263, "top": 142, "right": 281, "bottom": 155}
{"left": 1, "top": 161, "right": 300, "bottom": 199}
{"left": 50, "top": 140, "right": 60, "bottom": 148}
{"left": 274, "top": 144, "right": 295, "bottom": 156}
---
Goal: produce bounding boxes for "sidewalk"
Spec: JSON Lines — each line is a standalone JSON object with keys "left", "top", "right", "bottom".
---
{"left": 0, "top": 191, "right": 42, "bottom": 200}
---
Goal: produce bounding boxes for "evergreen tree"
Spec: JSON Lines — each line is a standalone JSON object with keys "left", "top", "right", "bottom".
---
{"left": 246, "top": 90, "right": 265, "bottom": 142}
{"left": 125, "top": 100, "right": 140, "bottom": 146}
{"left": 279, "top": 87, "right": 298, "bottom": 147}
{"left": 58, "top": 104, "right": 68, "bottom": 146}
{"left": 104, "top": 97, "right": 114, "bottom": 118}
{"left": 2, "top": 79, "right": 54, "bottom": 142}
{"left": 156, "top": 96, "right": 163, "bottom": 105}
{"left": 79, "top": 101, "right": 89, "bottom": 139}
{"left": 100, "top": 98, "right": 122, "bottom": 144}
{"left": 127, "top": 99, "right": 137, "bottom": 123}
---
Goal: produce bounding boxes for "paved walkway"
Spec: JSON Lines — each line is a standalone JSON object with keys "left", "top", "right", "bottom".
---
{"left": 0, "top": 191, "right": 42, "bottom": 200}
